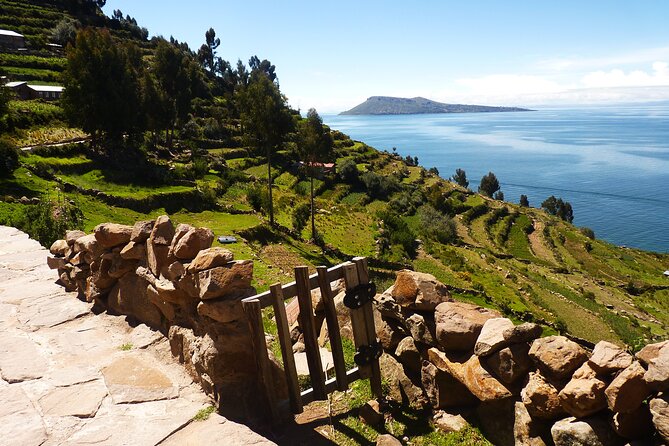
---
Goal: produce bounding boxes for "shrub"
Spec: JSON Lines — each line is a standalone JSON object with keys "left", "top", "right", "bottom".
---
{"left": 246, "top": 183, "right": 268, "bottom": 213}
{"left": 0, "top": 137, "right": 19, "bottom": 177}
{"left": 12, "top": 197, "right": 84, "bottom": 247}
{"left": 377, "top": 209, "right": 416, "bottom": 260}
{"left": 580, "top": 227, "right": 596, "bottom": 240}
{"left": 292, "top": 202, "right": 310, "bottom": 234}
{"left": 417, "top": 204, "right": 457, "bottom": 244}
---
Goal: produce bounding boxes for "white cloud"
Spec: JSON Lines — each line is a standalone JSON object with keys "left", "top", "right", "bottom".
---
{"left": 456, "top": 74, "right": 566, "bottom": 96}
{"left": 536, "top": 46, "right": 669, "bottom": 71}
{"left": 580, "top": 62, "right": 669, "bottom": 88}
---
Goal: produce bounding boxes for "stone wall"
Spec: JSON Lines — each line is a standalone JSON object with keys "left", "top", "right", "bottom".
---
{"left": 47, "top": 216, "right": 267, "bottom": 421}
{"left": 369, "top": 270, "right": 669, "bottom": 445}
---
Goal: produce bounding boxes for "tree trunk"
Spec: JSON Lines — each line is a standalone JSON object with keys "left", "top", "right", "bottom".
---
{"left": 310, "top": 174, "right": 316, "bottom": 241}
{"left": 267, "top": 145, "right": 274, "bottom": 225}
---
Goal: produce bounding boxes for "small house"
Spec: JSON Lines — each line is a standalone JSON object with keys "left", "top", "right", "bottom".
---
{"left": 0, "top": 29, "right": 25, "bottom": 49}
{"left": 6, "top": 81, "right": 64, "bottom": 101}
{"left": 297, "top": 161, "right": 336, "bottom": 175}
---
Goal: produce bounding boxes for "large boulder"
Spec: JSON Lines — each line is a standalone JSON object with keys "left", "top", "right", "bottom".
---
{"left": 405, "top": 313, "right": 437, "bottom": 346}
{"left": 374, "top": 291, "right": 405, "bottom": 322}
{"left": 588, "top": 341, "right": 633, "bottom": 375}
{"left": 378, "top": 353, "right": 427, "bottom": 408}
{"left": 66, "top": 229, "right": 86, "bottom": 245}
{"left": 529, "top": 336, "right": 588, "bottom": 380}
{"left": 421, "top": 360, "right": 478, "bottom": 408}
{"left": 514, "top": 401, "right": 549, "bottom": 446}
{"left": 107, "top": 273, "right": 162, "bottom": 328}
{"left": 150, "top": 215, "right": 175, "bottom": 245}
{"left": 395, "top": 336, "right": 422, "bottom": 376}
{"left": 390, "top": 270, "right": 451, "bottom": 310}
{"left": 196, "top": 260, "right": 253, "bottom": 300}
{"left": 551, "top": 416, "right": 623, "bottom": 446}
{"left": 376, "top": 317, "right": 409, "bottom": 351}
{"left": 604, "top": 361, "right": 650, "bottom": 413}
{"left": 434, "top": 301, "right": 501, "bottom": 351}
{"left": 650, "top": 394, "right": 669, "bottom": 443}
{"left": 187, "top": 248, "right": 235, "bottom": 273}
{"left": 197, "top": 299, "right": 246, "bottom": 324}
{"left": 130, "top": 220, "right": 154, "bottom": 243}
{"left": 171, "top": 227, "right": 215, "bottom": 260}
{"left": 94, "top": 223, "right": 133, "bottom": 249}
{"left": 644, "top": 343, "right": 669, "bottom": 391}
{"left": 635, "top": 340, "right": 669, "bottom": 367}
{"left": 50, "top": 239, "right": 69, "bottom": 257}
{"left": 612, "top": 404, "right": 654, "bottom": 440}
{"left": 521, "top": 371, "right": 566, "bottom": 420}
{"left": 433, "top": 411, "right": 469, "bottom": 433}
{"left": 72, "top": 234, "right": 100, "bottom": 256}
{"left": 120, "top": 241, "right": 146, "bottom": 261}
{"left": 484, "top": 343, "right": 532, "bottom": 385}
{"left": 558, "top": 362, "right": 608, "bottom": 418}
{"left": 474, "top": 318, "right": 542, "bottom": 357}
{"left": 428, "top": 348, "right": 512, "bottom": 401}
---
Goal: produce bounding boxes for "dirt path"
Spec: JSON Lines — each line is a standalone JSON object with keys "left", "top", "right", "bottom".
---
{"left": 528, "top": 220, "right": 557, "bottom": 264}
{"left": 0, "top": 226, "right": 276, "bottom": 446}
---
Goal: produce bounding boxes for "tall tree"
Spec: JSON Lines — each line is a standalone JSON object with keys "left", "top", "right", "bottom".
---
{"left": 519, "top": 194, "right": 529, "bottom": 207}
{"left": 151, "top": 39, "right": 205, "bottom": 148}
{"left": 478, "top": 171, "right": 500, "bottom": 197}
{"left": 238, "top": 75, "right": 293, "bottom": 225}
{"left": 197, "top": 28, "right": 220, "bottom": 75}
{"left": 62, "top": 28, "right": 144, "bottom": 152}
{"left": 297, "top": 108, "right": 334, "bottom": 241}
{"left": 542, "top": 195, "right": 574, "bottom": 222}
{"left": 452, "top": 168, "right": 469, "bottom": 188}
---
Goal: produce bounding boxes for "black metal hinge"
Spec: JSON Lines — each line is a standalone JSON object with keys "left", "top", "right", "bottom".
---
{"left": 343, "top": 282, "right": 376, "bottom": 309}
{"left": 354, "top": 341, "right": 383, "bottom": 367}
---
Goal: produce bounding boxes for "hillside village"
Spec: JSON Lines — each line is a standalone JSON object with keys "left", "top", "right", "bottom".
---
{"left": 1, "top": 1, "right": 669, "bottom": 445}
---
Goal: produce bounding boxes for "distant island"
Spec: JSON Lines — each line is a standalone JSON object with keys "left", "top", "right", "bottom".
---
{"left": 340, "top": 96, "right": 532, "bottom": 115}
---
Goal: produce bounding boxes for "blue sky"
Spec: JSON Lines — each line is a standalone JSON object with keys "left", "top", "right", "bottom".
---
{"left": 103, "top": 1, "right": 669, "bottom": 113}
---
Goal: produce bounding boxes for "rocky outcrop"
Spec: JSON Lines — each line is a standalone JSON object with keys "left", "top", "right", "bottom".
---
{"left": 371, "top": 270, "right": 668, "bottom": 444}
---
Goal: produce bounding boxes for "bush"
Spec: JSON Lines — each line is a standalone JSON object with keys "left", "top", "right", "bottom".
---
{"left": 417, "top": 204, "right": 457, "bottom": 244}
{"left": 580, "top": 227, "right": 596, "bottom": 240}
{"left": 292, "top": 202, "right": 310, "bottom": 234}
{"left": 12, "top": 197, "right": 84, "bottom": 247}
{"left": 377, "top": 209, "right": 416, "bottom": 260}
{"left": 0, "top": 137, "right": 19, "bottom": 177}
{"left": 337, "top": 158, "right": 359, "bottom": 184}
{"left": 246, "top": 183, "right": 268, "bottom": 213}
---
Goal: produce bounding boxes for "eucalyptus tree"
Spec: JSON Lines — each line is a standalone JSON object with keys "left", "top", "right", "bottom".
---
{"left": 238, "top": 74, "right": 293, "bottom": 225}
{"left": 297, "top": 108, "right": 334, "bottom": 240}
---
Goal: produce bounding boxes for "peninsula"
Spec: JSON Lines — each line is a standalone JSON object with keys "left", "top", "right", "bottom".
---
{"left": 340, "top": 96, "right": 532, "bottom": 115}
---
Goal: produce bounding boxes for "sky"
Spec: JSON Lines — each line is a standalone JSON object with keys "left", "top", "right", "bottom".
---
{"left": 103, "top": 1, "right": 669, "bottom": 113}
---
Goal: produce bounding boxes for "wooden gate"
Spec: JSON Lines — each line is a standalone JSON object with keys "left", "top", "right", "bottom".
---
{"left": 241, "top": 257, "right": 382, "bottom": 422}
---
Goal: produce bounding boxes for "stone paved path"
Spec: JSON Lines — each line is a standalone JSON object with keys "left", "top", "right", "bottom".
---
{"left": 0, "top": 226, "right": 276, "bottom": 446}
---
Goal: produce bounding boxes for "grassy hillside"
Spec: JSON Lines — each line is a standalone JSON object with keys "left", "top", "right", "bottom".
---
{"left": 1, "top": 3, "right": 668, "bottom": 445}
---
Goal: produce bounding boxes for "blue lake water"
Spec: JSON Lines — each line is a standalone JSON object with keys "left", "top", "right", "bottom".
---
{"left": 324, "top": 105, "right": 669, "bottom": 253}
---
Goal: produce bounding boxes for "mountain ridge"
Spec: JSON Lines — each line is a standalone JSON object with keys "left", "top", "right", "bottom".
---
{"left": 340, "top": 95, "right": 532, "bottom": 115}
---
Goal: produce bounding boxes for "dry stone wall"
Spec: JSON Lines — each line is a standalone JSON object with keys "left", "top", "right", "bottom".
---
{"left": 48, "top": 216, "right": 271, "bottom": 421}
{"left": 371, "top": 270, "right": 669, "bottom": 446}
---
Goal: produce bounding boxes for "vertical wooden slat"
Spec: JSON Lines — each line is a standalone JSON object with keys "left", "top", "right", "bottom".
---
{"left": 342, "top": 262, "right": 372, "bottom": 378}
{"left": 243, "top": 299, "right": 280, "bottom": 422}
{"left": 317, "top": 266, "right": 347, "bottom": 391}
{"left": 352, "top": 257, "right": 384, "bottom": 399}
{"left": 295, "top": 266, "right": 326, "bottom": 400}
{"left": 270, "top": 283, "right": 303, "bottom": 414}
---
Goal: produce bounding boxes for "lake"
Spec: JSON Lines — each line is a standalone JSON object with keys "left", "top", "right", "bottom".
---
{"left": 324, "top": 105, "right": 669, "bottom": 253}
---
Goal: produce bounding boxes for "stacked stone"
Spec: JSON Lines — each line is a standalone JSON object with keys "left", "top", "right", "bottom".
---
{"left": 373, "top": 270, "right": 669, "bottom": 445}
{"left": 47, "top": 215, "right": 265, "bottom": 418}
